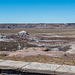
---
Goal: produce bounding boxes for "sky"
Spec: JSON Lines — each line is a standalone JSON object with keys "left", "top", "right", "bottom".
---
{"left": 0, "top": 0, "right": 75, "bottom": 23}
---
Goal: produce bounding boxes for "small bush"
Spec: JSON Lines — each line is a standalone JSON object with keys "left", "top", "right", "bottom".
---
{"left": 0, "top": 53, "right": 7, "bottom": 56}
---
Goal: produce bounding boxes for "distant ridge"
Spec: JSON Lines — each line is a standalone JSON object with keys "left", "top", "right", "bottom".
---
{"left": 0, "top": 23, "right": 75, "bottom": 28}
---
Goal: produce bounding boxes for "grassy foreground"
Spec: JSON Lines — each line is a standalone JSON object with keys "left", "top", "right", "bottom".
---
{"left": 0, "top": 55, "right": 75, "bottom": 66}
{"left": 0, "top": 28, "right": 75, "bottom": 35}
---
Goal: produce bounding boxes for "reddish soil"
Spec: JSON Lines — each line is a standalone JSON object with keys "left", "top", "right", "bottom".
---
{"left": 0, "top": 47, "right": 67, "bottom": 57}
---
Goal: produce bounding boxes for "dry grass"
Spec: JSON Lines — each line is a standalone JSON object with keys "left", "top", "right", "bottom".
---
{"left": 1, "top": 55, "right": 75, "bottom": 66}
{"left": 0, "top": 28, "right": 75, "bottom": 35}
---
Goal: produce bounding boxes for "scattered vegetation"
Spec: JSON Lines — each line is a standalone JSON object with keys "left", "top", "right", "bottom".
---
{"left": 3, "top": 55, "right": 75, "bottom": 66}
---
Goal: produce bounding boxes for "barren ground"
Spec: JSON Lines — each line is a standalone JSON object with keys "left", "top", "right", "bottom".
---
{"left": 0, "top": 47, "right": 75, "bottom": 66}
{"left": 0, "top": 28, "right": 75, "bottom": 65}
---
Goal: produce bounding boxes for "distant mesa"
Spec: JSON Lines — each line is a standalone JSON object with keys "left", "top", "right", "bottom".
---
{"left": 0, "top": 23, "right": 75, "bottom": 28}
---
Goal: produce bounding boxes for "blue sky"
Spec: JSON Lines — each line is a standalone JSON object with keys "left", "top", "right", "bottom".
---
{"left": 0, "top": 0, "right": 75, "bottom": 23}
